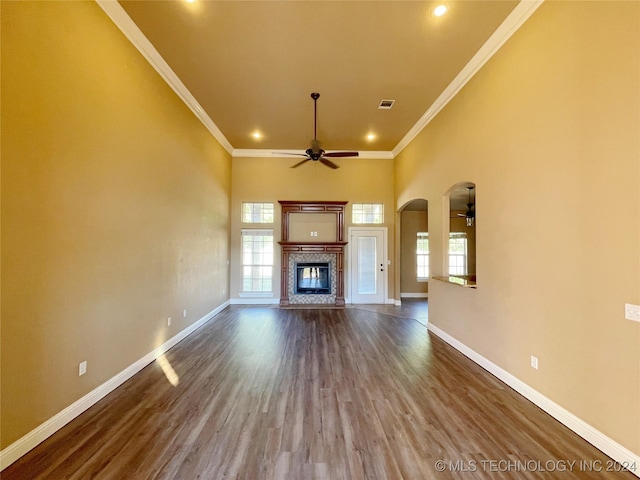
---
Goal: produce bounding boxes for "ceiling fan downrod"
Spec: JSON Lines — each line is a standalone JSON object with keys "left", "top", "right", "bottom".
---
{"left": 311, "top": 92, "right": 320, "bottom": 148}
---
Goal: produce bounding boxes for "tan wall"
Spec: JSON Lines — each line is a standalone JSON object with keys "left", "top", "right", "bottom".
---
{"left": 1, "top": 2, "right": 231, "bottom": 448}
{"left": 400, "top": 210, "right": 429, "bottom": 295}
{"left": 395, "top": 1, "right": 639, "bottom": 454}
{"left": 289, "top": 213, "right": 337, "bottom": 243}
{"left": 231, "top": 157, "right": 395, "bottom": 301}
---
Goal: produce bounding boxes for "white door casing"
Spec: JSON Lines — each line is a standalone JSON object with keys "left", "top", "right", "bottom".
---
{"left": 348, "top": 227, "right": 387, "bottom": 304}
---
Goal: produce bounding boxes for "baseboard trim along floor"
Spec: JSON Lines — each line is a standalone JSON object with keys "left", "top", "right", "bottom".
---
{"left": 0, "top": 300, "right": 231, "bottom": 471}
{"left": 427, "top": 323, "right": 640, "bottom": 478}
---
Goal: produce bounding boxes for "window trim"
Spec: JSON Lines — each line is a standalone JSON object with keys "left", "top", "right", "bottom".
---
{"left": 241, "top": 202, "right": 275, "bottom": 224}
{"left": 416, "top": 232, "right": 429, "bottom": 281}
{"left": 241, "top": 228, "right": 274, "bottom": 293}
{"left": 352, "top": 203, "right": 384, "bottom": 224}
{"left": 448, "top": 232, "right": 468, "bottom": 276}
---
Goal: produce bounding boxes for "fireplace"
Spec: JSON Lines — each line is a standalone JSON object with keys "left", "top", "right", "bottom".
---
{"left": 287, "top": 253, "right": 337, "bottom": 304}
{"left": 295, "top": 262, "right": 331, "bottom": 294}
{"left": 278, "top": 201, "right": 347, "bottom": 307}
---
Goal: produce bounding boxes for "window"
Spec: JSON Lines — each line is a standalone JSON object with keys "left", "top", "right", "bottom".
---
{"left": 416, "top": 232, "right": 429, "bottom": 280}
{"left": 448, "top": 232, "right": 467, "bottom": 275}
{"left": 241, "top": 229, "right": 274, "bottom": 292}
{"left": 352, "top": 203, "right": 384, "bottom": 224}
{"left": 242, "top": 203, "right": 274, "bottom": 223}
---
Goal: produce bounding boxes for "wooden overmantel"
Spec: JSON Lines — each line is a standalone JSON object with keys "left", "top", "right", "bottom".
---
{"left": 278, "top": 201, "right": 348, "bottom": 307}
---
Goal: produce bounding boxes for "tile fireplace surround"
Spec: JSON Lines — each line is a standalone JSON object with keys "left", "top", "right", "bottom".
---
{"left": 278, "top": 201, "right": 347, "bottom": 307}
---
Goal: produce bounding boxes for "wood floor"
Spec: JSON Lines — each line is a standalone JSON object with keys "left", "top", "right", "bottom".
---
{"left": 3, "top": 302, "right": 634, "bottom": 479}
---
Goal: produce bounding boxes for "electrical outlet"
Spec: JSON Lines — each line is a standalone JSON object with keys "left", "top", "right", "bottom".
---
{"left": 530, "top": 355, "right": 538, "bottom": 370}
{"left": 167, "top": 317, "right": 172, "bottom": 326}
{"left": 624, "top": 303, "right": 640, "bottom": 322}
{"left": 79, "top": 361, "right": 87, "bottom": 376}
{"left": 183, "top": 309, "right": 187, "bottom": 318}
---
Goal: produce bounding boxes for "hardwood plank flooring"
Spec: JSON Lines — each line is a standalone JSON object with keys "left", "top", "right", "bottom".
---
{"left": 3, "top": 303, "right": 635, "bottom": 479}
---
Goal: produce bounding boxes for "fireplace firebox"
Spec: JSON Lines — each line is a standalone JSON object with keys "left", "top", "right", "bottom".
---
{"left": 295, "top": 262, "right": 330, "bottom": 294}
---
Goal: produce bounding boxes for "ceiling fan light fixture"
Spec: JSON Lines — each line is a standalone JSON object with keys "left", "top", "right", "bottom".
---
{"left": 466, "top": 211, "right": 475, "bottom": 227}
{"left": 465, "top": 186, "right": 475, "bottom": 227}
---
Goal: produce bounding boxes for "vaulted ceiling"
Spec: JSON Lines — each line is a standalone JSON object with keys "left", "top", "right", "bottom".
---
{"left": 105, "top": 1, "right": 537, "bottom": 157}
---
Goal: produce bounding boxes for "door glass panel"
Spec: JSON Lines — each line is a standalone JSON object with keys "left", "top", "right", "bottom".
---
{"left": 357, "top": 236, "right": 377, "bottom": 294}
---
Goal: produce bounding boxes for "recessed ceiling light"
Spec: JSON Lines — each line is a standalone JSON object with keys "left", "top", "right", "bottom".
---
{"left": 433, "top": 5, "right": 448, "bottom": 17}
{"left": 251, "top": 132, "right": 262, "bottom": 140}
{"left": 366, "top": 133, "right": 376, "bottom": 141}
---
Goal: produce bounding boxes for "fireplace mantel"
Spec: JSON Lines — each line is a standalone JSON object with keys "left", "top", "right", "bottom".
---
{"left": 279, "top": 241, "right": 348, "bottom": 247}
{"left": 278, "top": 201, "right": 347, "bottom": 307}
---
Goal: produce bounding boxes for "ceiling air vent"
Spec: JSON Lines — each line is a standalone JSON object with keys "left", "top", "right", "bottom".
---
{"left": 378, "top": 99, "right": 395, "bottom": 110}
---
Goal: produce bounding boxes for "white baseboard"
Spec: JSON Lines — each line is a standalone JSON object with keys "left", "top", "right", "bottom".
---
{"left": 400, "top": 292, "right": 429, "bottom": 298}
{"left": 427, "top": 323, "right": 640, "bottom": 477}
{"left": 0, "top": 300, "right": 230, "bottom": 471}
{"left": 346, "top": 298, "right": 397, "bottom": 306}
{"left": 230, "top": 297, "right": 279, "bottom": 305}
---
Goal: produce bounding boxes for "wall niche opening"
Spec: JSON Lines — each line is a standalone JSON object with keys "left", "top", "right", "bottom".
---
{"left": 444, "top": 182, "right": 476, "bottom": 287}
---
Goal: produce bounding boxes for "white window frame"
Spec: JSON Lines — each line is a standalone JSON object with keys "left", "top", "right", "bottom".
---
{"left": 416, "top": 232, "right": 429, "bottom": 281}
{"left": 241, "top": 229, "right": 274, "bottom": 293}
{"left": 242, "top": 202, "right": 274, "bottom": 224}
{"left": 448, "top": 232, "right": 467, "bottom": 276}
{"left": 352, "top": 203, "right": 384, "bottom": 224}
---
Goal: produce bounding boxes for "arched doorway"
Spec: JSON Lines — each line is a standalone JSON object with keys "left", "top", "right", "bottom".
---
{"left": 398, "top": 198, "right": 429, "bottom": 300}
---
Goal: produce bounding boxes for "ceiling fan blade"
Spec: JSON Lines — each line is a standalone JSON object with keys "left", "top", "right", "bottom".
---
{"left": 291, "top": 158, "right": 312, "bottom": 168}
{"left": 273, "top": 152, "right": 308, "bottom": 157}
{"left": 323, "top": 151, "right": 359, "bottom": 158}
{"left": 319, "top": 158, "right": 339, "bottom": 169}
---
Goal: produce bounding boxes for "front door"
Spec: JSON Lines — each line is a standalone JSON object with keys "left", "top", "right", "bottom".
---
{"left": 349, "top": 228, "right": 387, "bottom": 304}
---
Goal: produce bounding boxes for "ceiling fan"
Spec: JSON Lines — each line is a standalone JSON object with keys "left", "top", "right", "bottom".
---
{"left": 277, "top": 92, "right": 359, "bottom": 169}
{"left": 456, "top": 186, "right": 475, "bottom": 226}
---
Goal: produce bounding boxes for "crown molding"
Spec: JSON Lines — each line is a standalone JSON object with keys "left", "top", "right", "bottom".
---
{"left": 392, "top": 0, "right": 544, "bottom": 157}
{"left": 96, "top": 0, "right": 234, "bottom": 155}
{"left": 97, "top": 0, "right": 542, "bottom": 161}
{"left": 232, "top": 149, "right": 394, "bottom": 160}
